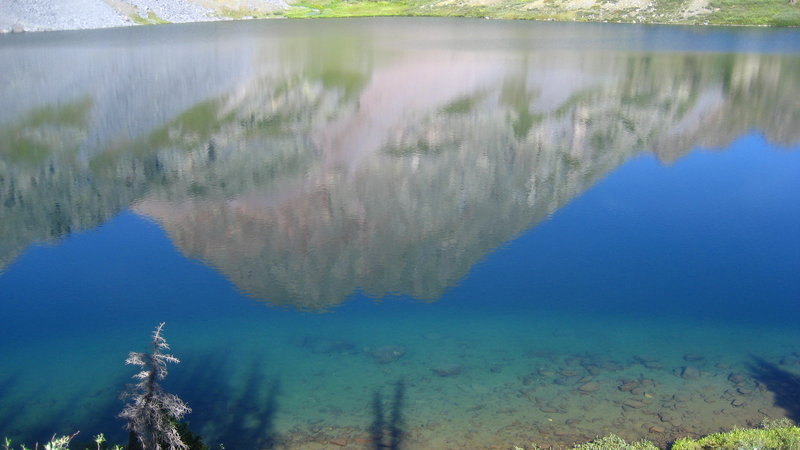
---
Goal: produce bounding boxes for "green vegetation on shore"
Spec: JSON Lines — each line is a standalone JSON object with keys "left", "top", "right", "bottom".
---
{"left": 275, "top": 0, "right": 800, "bottom": 25}
{"left": 672, "top": 418, "right": 800, "bottom": 449}
{"left": 6, "top": 419, "right": 800, "bottom": 449}
{"left": 547, "top": 418, "right": 800, "bottom": 450}
{"left": 130, "top": 11, "right": 170, "bottom": 25}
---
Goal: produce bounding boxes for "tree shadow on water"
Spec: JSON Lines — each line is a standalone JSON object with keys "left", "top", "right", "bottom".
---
{"left": 0, "top": 371, "right": 127, "bottom": 446}
{"left": 747, "top": 356, "right": 800, "bottom": 422}
{"left": 0, "top": 374, "right": 21, "bottom": 432}
{"left": 369, "top": 379, "right": 406, "bottom": 450}
{"left": 170, "top": 350, "right": 282, "bottom": 448}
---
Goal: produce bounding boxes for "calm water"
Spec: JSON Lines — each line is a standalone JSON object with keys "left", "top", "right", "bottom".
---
{"left": 1, "top": 18, "right": 799, "bottom": 449}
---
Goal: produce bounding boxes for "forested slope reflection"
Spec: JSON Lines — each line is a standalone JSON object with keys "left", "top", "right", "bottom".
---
{"left": 2, "top": 39, "right": 799, "bottom": 308}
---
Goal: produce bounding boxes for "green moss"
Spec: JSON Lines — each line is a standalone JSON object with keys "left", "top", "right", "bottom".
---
{"left": 89, "top": 97, "right": 235, "bottom": 176}
{"left": 672, "top": 418, "right": 800, "bottom": 450}
{"left": 218, "top": 7, "right": 283, "bottom": 19}
{"left": 0, "top": 98, "right": 92, "bottom": 166}
{"left": 317, "top": 68, "right": 368, "bottom": 100}
{"left": 701, "top": 0, "right": 800, "bottom": 25}
{"left": 130, "top": 10, "right": 170, "bottom": 25}
{"left": 23, "top": 99, "right": 93, "bottom": 128}
{"left": 147, "top": 99, "right": 236, "bottom": 149}
{"left": 442, "top": 95, "right": 480, "bottom": 115}
{"left": 286, "top": 0, "right": 414, "bottom": 18}
{"left": 299, "top": 36, "right": 371, "bottom": 102}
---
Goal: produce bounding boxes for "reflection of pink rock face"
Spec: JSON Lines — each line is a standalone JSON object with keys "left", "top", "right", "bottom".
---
{"left": 314, "top": 52, "right": 505, "bottom": 171}
{"left": 5, "top": 39, "right": 797, "bottom": 297}
{"left": 129, "top": 52, "right": 800, "bottom": 310}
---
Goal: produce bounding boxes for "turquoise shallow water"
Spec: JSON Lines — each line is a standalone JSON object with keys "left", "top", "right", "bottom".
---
{"left": 1, "top": 18, "right": 800, "bottom": 449}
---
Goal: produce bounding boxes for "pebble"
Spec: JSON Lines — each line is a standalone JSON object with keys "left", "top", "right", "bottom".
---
{"left": 619, "top": 382, "right": 637, "bottom": 392}
{"left": 578, "top": 382, "right": 599, "bottom": 393}
{"left": 731, "top": 398, "right": 746, "bottom": 407}
{"left": 658, "top": 412, "right": 675, "bottom": 423}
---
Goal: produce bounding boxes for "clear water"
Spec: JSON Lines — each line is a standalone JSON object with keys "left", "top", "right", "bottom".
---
{"left": 1, "top": 18, "right": 799, "bottom": 449}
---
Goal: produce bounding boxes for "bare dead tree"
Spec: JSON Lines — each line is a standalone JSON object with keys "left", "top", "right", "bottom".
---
{"left": 119, "top": 323, "right": 191, "bottom": 450}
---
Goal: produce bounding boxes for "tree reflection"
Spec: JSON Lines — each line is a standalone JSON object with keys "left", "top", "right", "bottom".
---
{"left": 1, "top": 27, "right": 799, "bottom": 309}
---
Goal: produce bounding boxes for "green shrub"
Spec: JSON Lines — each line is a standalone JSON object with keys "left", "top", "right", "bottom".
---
{"left": 672, "top": 418, "right": 800, "bottom": 450}
{"left": 572, "top": 434, "right": 659, "bottom": 450}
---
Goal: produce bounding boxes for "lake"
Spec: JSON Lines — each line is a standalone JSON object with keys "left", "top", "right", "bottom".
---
{"left": 1, "top": 17, "right": 799, "bottom": 449}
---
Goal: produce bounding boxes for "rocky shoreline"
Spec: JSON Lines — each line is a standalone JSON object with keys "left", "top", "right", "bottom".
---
{"left": 0, "top": 0, "right": 285, "bottom": 33}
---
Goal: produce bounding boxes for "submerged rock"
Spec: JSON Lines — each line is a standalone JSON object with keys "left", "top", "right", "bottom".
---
{"left": 578, "top": 381, "right": 600, "bottom": 393}
{"left": 731, "top": 398, "right": 746, "bottom": 407}
{"left": 623, "top": 399, "right": 646, "bottom": 409}
{"left": 673, "top": 394, "right": 690, "bottom": 402}
{"left": 599, "top": 361, "right": 624, "bottom": 371}
{"left": 585, "top": 365, "right": 602, "bottom": 375}
{"left": 728, "top": 373, "right": 748, "bottom": 384}
{"left": 684, "top": 353, "right": 705, "bottom": 362}
{"left": 680, "top": 366, "right": 700, "bottom": 380}
{"left": 554, "top": 375, "right": 580, "bottom": 386}
{"left": 432, "top": 364, "right": 464, "bottom": 377}
{"left": 371, "top": 345, "right": 406, "bottom": 364}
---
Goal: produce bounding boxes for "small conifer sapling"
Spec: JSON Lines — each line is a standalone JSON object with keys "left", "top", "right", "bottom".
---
{"left": 119, "top": 323, "right": 191, "bottom": 450}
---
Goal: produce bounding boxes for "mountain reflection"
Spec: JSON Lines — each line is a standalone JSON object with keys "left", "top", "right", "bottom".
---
{"left": 1, "top": 22, "right": 798, "bottom": 308}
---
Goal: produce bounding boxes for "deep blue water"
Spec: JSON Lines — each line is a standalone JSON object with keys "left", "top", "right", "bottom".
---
{"left": 1, "top": 18, "right": 799, "bottom": 449}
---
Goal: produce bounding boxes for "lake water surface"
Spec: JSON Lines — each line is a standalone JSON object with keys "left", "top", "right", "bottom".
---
{"left": 1, "top": 18, "right": 799, "bottom": 449}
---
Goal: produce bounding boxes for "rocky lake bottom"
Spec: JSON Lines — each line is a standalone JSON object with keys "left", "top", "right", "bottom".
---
{"left": 2, "top": 301, "right": 799, "bottom": 449}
